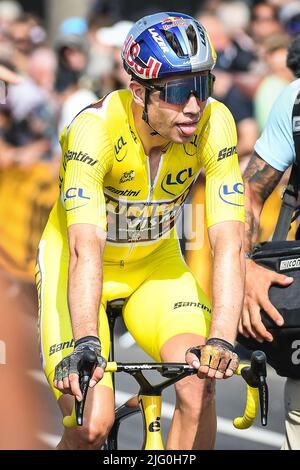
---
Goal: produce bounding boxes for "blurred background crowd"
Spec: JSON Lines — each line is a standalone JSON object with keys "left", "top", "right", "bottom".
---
{"left": 0, "top": 0, "right": 300, "bottom": 449}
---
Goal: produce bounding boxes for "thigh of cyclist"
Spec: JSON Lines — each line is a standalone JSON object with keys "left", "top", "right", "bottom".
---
{"left": 122, "top": 239, "right": 211, "bottom": 362}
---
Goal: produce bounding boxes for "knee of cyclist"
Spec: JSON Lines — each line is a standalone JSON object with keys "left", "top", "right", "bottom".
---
{"left": 175, "top": 377, "right": 215, "bottom": 414}
{"left": 77, "top": 417, "right": 114, "bottom": 448}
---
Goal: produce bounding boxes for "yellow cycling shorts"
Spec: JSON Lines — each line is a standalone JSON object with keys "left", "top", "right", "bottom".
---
{"left": 36, "top": 225, "right": 211, "bottom": 400}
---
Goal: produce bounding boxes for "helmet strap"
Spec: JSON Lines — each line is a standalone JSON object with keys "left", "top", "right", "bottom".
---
{"left": 142, "top": 87, "right": 159, "bottom": 136}
{"left": 142, "top": 87, "right": 151, "bottom": 123}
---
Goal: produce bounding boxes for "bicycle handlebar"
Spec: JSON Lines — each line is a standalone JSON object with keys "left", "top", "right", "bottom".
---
{"left": 233, "top": 350, "right": 268, "bottom": 429}
{"left": 63, "top": 350, "right": 268, "bottom": 430}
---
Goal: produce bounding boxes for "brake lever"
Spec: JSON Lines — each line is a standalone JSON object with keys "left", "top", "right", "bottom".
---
{"left": 241, "top": 350, "right": 268, "bottom": 426}
{"left": 76, "top": 350, "right": 97, "bottom": 426}
{"left": 258, "top": 374, "right": 268, "bottom": 427}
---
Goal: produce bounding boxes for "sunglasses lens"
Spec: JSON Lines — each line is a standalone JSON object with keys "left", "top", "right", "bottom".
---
{"left": 160, "top": 75, "right": 212, "bottom": 105}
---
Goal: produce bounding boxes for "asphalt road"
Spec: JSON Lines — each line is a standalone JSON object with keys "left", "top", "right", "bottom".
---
{"left": 31, "top": 321, "right": 286, "bottom": 450}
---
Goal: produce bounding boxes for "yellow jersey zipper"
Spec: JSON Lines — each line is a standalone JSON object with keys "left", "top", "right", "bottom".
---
{"left": 119, "top": 153, "right": 164, "bottom": 268}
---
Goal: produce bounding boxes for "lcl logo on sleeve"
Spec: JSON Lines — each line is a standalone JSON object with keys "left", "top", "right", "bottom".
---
{"left": 218, "top": 182, "right": 244, "bottom": 206}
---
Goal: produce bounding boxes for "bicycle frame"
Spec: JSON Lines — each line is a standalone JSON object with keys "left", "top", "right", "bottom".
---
{"left": 104, "top": 362, "right": 198, "bottom": 450}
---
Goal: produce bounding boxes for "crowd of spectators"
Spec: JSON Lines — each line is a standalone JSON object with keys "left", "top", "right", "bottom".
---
{"left": 0, "top": 0, "right": 300, "bottom": 449}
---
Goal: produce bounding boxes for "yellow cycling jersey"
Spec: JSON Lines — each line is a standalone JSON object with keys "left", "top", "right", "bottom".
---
{"left": 46, "top": 89, "right": 244, "bottom": 264}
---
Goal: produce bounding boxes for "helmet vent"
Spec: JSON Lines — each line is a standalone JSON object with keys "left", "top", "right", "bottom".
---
{"left": 161, "top": 25, "right": 198, "bottom": 57}
{"left": 185, "top": 25, "right": 198, "bottom": 56}
{"left": 161, "top": 30, "right": 185, "bottom": 57}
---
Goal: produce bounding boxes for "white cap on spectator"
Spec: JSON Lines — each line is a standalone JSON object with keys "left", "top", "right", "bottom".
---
{"left": 280, "top": 1, "right": 300, "bottom": 22}
{"left": 217, "top": 1, "right": 250, "bottom": 32}
{"left": 96, "top": 21, "right": 134, "bottom": 48}
{"left": 0, "top": 1, "right": 22, "bottom": 22}
{"left": 280, "top": 1, "right": 300, "bottom": 34}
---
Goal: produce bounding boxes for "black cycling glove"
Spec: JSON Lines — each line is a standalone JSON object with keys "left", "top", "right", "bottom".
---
{"left": 54, "top": 336, "right": 107, "bottom": 383}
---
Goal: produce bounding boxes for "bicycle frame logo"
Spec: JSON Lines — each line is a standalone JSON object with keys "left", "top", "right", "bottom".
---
{"left": 149, "top": 417, "right": 161, "bottom": 432}
{"left": 123, "top": 364, "right": 152, "bottom": 370}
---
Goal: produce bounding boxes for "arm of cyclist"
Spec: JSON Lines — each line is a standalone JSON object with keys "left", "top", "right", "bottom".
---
{"left": 53, "top": 113, "right": 113, "bottom": 400}
{"left": 238, "top": 152, "right": 293, "bottom": 343}
{"left": 186, "top": 221, "right": 244, "bottom": 379}
{"left": 186, "top": 103, "right": 244, "bottom": 379}
{"left": 53, "top": 224, "right": 107, "bottom": 401}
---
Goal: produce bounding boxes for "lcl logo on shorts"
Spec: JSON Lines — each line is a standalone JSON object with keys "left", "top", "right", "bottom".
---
{"left": 280, "top": 258, "right": 300, "bottom": 271}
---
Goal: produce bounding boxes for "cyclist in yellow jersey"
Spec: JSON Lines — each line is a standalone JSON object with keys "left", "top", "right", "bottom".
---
{"left": 36, "top": 12, "right": 245, "bottom": 450}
